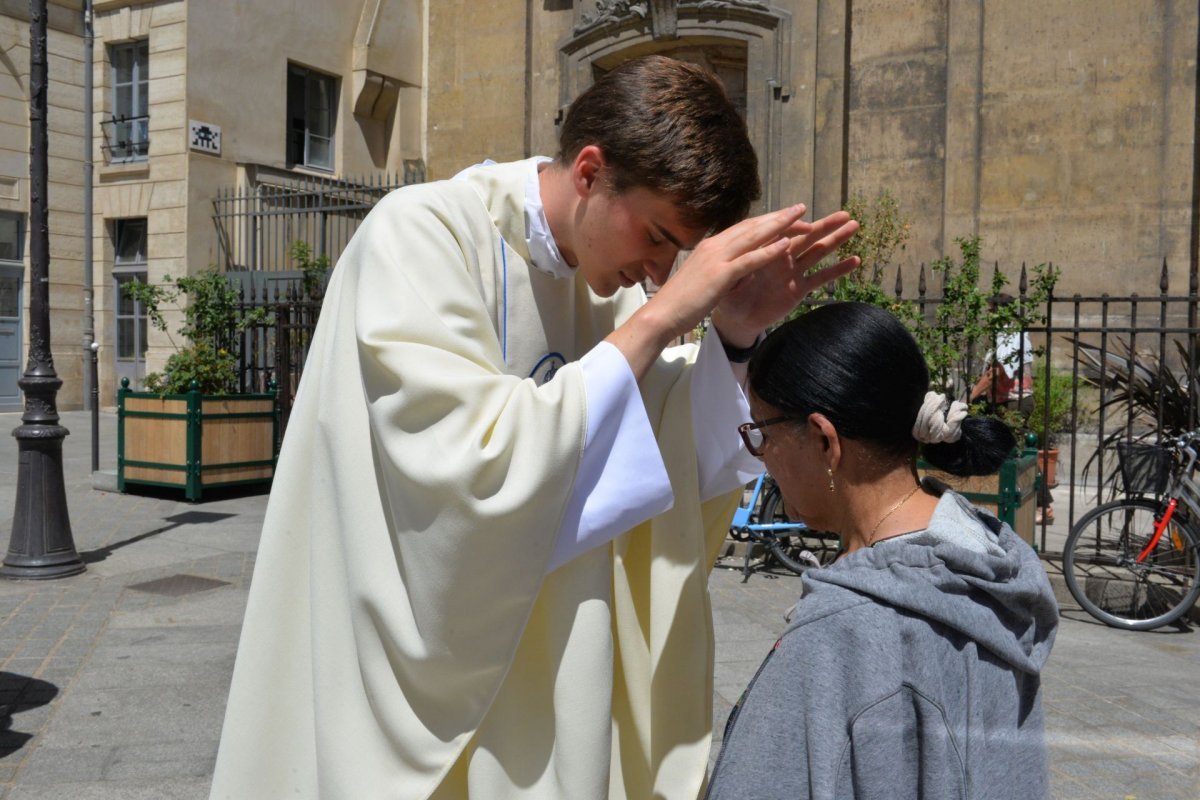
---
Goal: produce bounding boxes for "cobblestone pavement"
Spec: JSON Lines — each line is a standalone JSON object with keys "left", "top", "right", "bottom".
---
{"left": 0, "top": 411, "right": 1198, "bottom": 797}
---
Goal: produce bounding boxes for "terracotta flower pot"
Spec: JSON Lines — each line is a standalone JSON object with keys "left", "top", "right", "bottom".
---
{"left": 1037, "top": 448, "right": 1060, "bottom": 489}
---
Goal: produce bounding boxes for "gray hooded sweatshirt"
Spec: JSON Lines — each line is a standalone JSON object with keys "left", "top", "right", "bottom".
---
{"left": 706, "top": 487, "right": 1059, "bottom": 800}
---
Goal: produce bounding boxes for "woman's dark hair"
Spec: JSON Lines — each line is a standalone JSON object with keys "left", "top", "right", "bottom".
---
{"left": 747, "top": 302, "right": 1015, "bottom": 476}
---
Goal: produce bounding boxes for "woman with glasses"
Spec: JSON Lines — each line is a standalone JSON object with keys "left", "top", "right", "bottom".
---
{"left": 708, "top": 302, "right": 1058, "bottom": 800}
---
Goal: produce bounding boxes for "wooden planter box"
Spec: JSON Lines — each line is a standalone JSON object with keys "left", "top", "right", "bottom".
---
{"left": 117, "top": 380, "right": 279, "bottom": 501}
{"left": 919, "top": 444, "right": 1040, "bottom": 549}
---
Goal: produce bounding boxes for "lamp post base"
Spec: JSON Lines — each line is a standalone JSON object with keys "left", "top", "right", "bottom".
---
{"left": 0, "top": 425, "right": 86, "bottom": 580}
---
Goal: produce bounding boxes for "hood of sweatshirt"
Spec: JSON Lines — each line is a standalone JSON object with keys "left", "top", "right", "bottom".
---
{"left": 791, "top": 487, "right": 1059, "bottom": 676}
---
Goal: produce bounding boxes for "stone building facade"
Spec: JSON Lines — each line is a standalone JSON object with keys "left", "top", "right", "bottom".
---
{"left": 0, "top": 0, "right": 1197, "bottom": 410}
{"left": 0, "top": 0, "right": 423, "bottom": 409}
{"left": 426, "top": 0, "right": 1199, "bottom": 297}
{"left": 0, "top": 1, "right": 86, "bottom": 411}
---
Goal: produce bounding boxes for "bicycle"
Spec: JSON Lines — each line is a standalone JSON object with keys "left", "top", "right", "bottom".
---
{"left": 1063, "top": 430, "right": 1200, "bottom": 630}
{"left": 728, "top": 472, "right": 841, "bottom": 581}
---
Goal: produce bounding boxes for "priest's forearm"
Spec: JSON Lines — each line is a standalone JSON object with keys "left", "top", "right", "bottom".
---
{"left": 603, "top": 302, "right": 679, "bottom": 382}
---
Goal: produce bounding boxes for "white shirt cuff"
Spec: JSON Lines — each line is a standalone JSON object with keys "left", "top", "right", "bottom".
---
{"left": 546, "top": 342, "right": 674, "bottom": 573}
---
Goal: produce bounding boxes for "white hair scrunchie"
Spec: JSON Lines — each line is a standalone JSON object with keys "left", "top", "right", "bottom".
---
{"left": 912, "top": 391, "right": 969, "bottom": 444}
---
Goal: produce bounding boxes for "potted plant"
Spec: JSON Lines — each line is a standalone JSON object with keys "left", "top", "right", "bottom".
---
{"left": 117, "top": 269, "right": 278, "bottom": 501}
{"left": 1024, "top": 364, "right": 1077, "bottom": 489}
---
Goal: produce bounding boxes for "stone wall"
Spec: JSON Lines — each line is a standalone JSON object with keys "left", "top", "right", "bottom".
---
{"left": 427, "top": 0, "right": 1199, "bottom": 299}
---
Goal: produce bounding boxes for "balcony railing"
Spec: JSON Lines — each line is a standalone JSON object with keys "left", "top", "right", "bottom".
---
{"left": 100, "top": 115, "right": 149, "bottom": 164}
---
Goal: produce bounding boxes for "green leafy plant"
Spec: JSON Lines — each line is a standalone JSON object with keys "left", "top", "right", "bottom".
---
{"left": 122, "top": 269, "right": 272, "bottom": 394}
{"left": 920, "top": 236, "right": 1059, "bottom": 399}
{"left": 1025, "top": 364, "right": 1078, "bottom": 449}
{"left": 834, "top": 190, "right": 913, "bottom": 287}
{"left": 291, "top": 240, "right": 331, "bottom": 297}
{"left": 814, "top": 191, "right": 919, "bottom": 323}
{"left": 804, "top": 196, "right": 1061, "bottom": 442}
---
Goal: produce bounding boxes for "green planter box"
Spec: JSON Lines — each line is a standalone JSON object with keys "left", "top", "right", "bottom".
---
{"left": 919, "top": 444, "right": 1040, "bottom": 549}
{"left": 117, "top": 379, "right": 279, "bottom": 502}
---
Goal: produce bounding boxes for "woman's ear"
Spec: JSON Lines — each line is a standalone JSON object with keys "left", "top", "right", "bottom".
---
{"left": 808, "top": 413, "right": 842, "bottom": 473}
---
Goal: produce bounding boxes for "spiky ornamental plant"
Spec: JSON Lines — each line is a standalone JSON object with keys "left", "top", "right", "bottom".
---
{"left": 1077, "top": 337, "right": 1197, "bottom": 497}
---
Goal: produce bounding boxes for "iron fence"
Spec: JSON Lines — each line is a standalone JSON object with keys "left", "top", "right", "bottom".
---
{"left": 212, "top": 168, "right": 416, "bottom": 273}
{"left": 1042, "top": 265, "right": 1199, "bottom": 554}
{"left": 806, "top": 260, "right": 1200, "bottom": 555}
{"left": 218, "top": 173, "right": 1199, "bottom": 555}
{"left": 226, "top": 277, "right": 323, "bottom": 440}
{"left": 218, "top": 166, "right": 424, "bottom": 434}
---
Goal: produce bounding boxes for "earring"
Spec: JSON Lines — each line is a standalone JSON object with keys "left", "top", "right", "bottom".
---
{"left": 827, "top": 467, "right": 835, "bottom": 493}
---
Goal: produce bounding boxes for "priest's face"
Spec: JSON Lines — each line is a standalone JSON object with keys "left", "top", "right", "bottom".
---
{"left": 574, "top": 185, "right": 708, "bottom": 298}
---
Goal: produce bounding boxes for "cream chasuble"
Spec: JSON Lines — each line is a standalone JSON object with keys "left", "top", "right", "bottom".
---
{"left": 209, "top": 159, "right": 740, "bottom": 800}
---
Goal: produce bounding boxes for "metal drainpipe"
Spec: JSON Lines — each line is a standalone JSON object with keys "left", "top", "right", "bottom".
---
{"left": 83, "top": 0, "right": 98, "bottom": 472}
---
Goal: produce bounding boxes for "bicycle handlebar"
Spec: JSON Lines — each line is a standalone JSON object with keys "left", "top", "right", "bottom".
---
{"left": 1171, "top": 430, "right": 1200, "bottom": 450}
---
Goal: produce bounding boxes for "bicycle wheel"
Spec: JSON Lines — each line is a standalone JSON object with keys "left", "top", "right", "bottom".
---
{"left": 759, "top": 485, "right": 841, "bottom": 574}
{"left": 1063, "top": 498, "right": 1200, "bottom": 630}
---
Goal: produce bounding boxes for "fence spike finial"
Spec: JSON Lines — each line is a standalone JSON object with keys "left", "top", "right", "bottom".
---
{"left": 1161, "top": 258, "right": 1169, "bottom": 293}
{"left": 1019, "top": 262, "right": 1028, "bottom": 297}
{"left": 918, "top": 263, "right": 927, "bottom": 296}
{"left": 894, "top": 265, "right": 903, "bottom": 298}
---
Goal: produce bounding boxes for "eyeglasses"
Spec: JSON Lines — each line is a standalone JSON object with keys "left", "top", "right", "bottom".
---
{"left": 738, "top": 415, "right": 794, "bottom": 458}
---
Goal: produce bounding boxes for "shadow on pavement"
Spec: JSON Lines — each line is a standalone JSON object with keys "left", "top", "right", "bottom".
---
{"left": 81, "top": 510, "right": 236, "bottom": 564}
{"left": 1057, "top": 605, "right": 1197, "bottom": 634}
{"left": 0, "top": 673, "right": 57, "bottom": 758}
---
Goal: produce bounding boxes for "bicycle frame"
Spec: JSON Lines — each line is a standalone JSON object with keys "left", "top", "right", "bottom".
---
{"left": 1142, "top": 436, "right": 1200, "bottom": 563}
{"left": 726, "top": 472, "right": 824, "bottom": 580}
{"left": 730, "top": 472, "right": 809, "bottom": 537}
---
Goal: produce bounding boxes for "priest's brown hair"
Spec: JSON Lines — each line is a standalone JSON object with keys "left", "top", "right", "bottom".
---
{"left": 557, "top": 55, "right": 760, "bottom": 233}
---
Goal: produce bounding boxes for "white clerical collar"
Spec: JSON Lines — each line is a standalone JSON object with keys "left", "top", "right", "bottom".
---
{"left": 524, "top": 157, "right": 575, "bottom": 279}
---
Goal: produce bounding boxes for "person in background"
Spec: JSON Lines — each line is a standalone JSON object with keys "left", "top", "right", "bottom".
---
{"left": 969, "top": 292, "right": 1034, "bottom": 415}
{"left": 706, "top": 302, "right": 1058, "bottom": 800}
{"left": 210, "top": 56, "right": 861, "bottom": 800}
{"left": 969, "top": 292, "right": 1055, "bottom": 522}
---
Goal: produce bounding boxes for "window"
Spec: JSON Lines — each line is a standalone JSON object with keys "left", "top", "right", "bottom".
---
{"left": 107, "top": 40, "right": 150, "bottom": 161}
{"left": 112, "top": 219, "right": 148, "bottom": 363}
{"left": 0, "top": 213, "right": 21, "bottom": 319}
{"left": 0, "top": 213, "right": 21, "bottom": 262}
{"left": 287, "top": 64, "right": 336, "bottom": 171}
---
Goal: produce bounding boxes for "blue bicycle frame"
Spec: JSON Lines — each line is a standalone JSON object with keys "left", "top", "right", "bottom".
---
{"left": 727, "top": 472, "right": 826, "bottom": 580}
{"left": 731, "top": 472, "right": 809, "bottom": 536}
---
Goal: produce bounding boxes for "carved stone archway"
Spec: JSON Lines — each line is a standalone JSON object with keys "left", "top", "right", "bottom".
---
{"left": 559, "top": 1, "right": 793, "bottom": 210}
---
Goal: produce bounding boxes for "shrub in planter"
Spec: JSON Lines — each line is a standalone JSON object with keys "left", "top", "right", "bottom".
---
{"left": 123, "top": 269, "right": 271, "bottom": 394}
{"left": 118, "top": 270, "right": 278, "bottom": 501}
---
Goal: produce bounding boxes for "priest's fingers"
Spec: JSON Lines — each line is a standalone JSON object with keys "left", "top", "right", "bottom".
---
{"left": 794, "top": 256, "right": 861, "bottom": 295}
{"left": 789, "top": 218, "right": 860, "bottom": 272}
{"left": 764, "top": 209, "right": 851, "bottom": 251}
{"left": 710, "top": 203, "right": 809, "bottom": 257}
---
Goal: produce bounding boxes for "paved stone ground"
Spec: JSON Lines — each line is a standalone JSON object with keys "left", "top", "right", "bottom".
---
{"left": 0, "top": 411, "right": 263, "bottom": 799}
{"left": 0, "top": 410, "right": 1197, "bottom": 798}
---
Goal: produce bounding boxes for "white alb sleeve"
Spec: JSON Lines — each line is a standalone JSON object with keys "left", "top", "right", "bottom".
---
{"left": 692, "top": 331, "right": 762, "bottom": 500}
{"left": 545, "top": 342, "right": 674, "bottom": 573}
